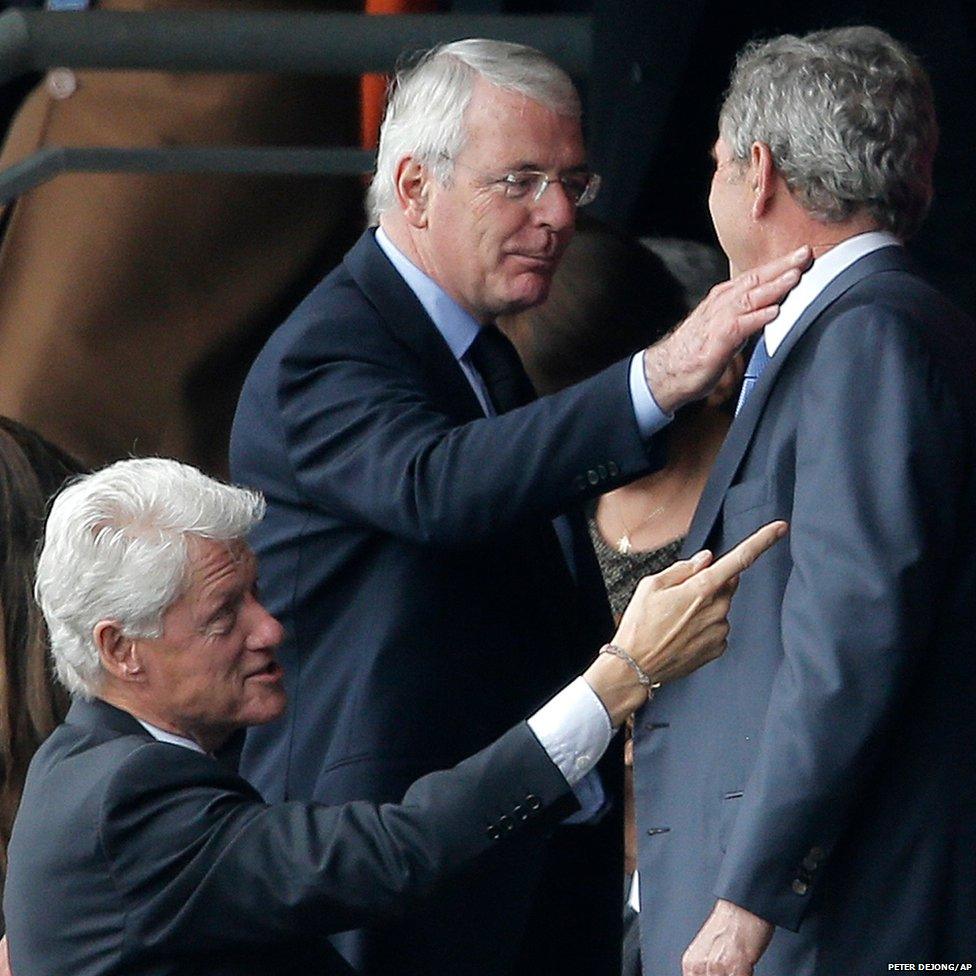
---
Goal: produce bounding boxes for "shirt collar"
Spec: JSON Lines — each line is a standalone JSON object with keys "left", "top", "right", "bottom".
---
{"left": 136, "top": 718, "right": 207, "bottom": 754}
{"left": 374, "top": 226, "right": 483, "bottom": 361}
{"left": 763, "top": 230, "right": 901, "bottom": 356}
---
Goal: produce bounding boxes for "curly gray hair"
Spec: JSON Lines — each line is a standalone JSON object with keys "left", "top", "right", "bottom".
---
{"left": 35, "top": 458, "right": 265, "bottom": 699}
{"left": 366, "top": 38, "right": 580, "bottom": 225}
{"left": 719, "top": 26, "right": 938, "bottom": 240}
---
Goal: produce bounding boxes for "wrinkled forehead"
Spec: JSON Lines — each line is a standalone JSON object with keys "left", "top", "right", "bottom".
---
{"left": 460, "top": 79, "right": 586, "bottom": 170}
{"left": 183, "top": 535, "right": 255, "bottom": 598}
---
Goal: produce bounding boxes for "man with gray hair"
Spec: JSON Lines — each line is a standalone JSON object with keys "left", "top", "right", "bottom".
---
{"left": 3, "top": 457, "right": 782, "bottom": 975}
{"left": 632, "top": 26, "right": 976, "bottom": 976}
{"left": 231, "top": 38, "right": 809, "bottom": 975}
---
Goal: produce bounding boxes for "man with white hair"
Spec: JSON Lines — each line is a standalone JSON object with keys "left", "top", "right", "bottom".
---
{"left": 3, "top": 457, "right": 783, "bottom": 976}
{"left": 632, "top": 26, "right": 976, "bottom": 976}
{"left": 231, "top": 38, "right": 809, "bottom": 975}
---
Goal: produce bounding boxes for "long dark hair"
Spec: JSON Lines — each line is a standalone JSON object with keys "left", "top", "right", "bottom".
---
{"left": 0, "top": 418, "right": 83, "bottom": 879}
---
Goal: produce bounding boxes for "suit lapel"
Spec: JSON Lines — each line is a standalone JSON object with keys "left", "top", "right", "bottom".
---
{"left": 684, "top": 245, "right": 911, "bottom": 554}
{"left": 343, "top": 231, "right": 485, "bottom": 422}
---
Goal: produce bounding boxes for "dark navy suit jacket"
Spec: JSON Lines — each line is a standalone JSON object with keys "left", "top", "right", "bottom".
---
{"left": 230, "top": 230, "right": 659, "bottom": 974}
{"left": 634, "top": 246, "right": 976, "bottom": 975}
{"left": 4, "top": 698, "right": 574, "bottom": 976}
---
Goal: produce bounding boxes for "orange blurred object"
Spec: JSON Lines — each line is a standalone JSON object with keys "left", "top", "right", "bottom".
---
{"left": 361, "top": 0, "right": 438, "bottom": 149}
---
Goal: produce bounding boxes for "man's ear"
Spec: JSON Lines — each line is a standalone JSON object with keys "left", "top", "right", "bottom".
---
{"left": 94, "top": 620, "right": 144, "bottom": 682}
{"left": 750, "top": 142, "right": 776, "bottom": 221}
{"left": 394, "top": 156, "right": 431, "bottom": 228}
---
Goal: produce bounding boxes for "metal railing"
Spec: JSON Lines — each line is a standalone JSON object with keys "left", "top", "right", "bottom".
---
{"left": 0, "top": 9, "right": 592, "bottom": 202}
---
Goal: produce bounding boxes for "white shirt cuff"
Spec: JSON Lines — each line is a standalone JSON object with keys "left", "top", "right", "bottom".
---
{"left": 628, "top": 351, "right": 672, "bottom": 439}
{"left": 527, "top": 676, "right": 613, "bottom": 786}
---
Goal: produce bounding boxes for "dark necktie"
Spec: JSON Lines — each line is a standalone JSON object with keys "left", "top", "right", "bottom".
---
{"left": 735, "top": 336, "right": 771, "bottom": 416}
{"left": 467, "top": 324, "right": 536, "bottom": 414}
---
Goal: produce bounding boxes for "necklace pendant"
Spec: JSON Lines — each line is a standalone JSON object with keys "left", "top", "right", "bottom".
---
{"left": 616, "top": 534, "right": 632, "bottom": 555}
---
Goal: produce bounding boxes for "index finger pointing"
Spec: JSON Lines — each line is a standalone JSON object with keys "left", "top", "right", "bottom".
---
{"left": 695, "top": 520, "right": 788, "bottom": 592}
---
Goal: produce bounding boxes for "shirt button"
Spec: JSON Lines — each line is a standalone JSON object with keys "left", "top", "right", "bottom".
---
{"left": 47, "top": 68, "right": 78, "bottom": 100}
{"left": 575, "top": 755, "right": 590, "bottom": 770}
{"left": 791, "top": 879, "right": 809, "bottom": 896}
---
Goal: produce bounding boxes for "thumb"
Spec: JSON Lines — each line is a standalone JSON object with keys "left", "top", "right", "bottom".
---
{"left": 643, "top": 549, "right": 712, "bottom": 591}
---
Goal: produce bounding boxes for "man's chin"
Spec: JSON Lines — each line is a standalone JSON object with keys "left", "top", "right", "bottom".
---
{"left": 244, "top": 688, "right": 288, "bottom": 727}
{"left": 491, "top": 276, "right": 553, "bottom": 316}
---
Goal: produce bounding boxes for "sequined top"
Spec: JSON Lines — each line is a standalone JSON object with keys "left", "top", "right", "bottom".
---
{"left": 587, "top": 516, "right": 685, "bottom": 619}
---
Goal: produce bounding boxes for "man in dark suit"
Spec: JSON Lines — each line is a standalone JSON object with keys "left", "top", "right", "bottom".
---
{"left": 3, "top": 456, "right": 784, "bottom": 975}
{"left": 633, "top": 27, "right": 976, "bottom": 976}
{"left": 230, "top": 38, "right": 809, "bottom": 976}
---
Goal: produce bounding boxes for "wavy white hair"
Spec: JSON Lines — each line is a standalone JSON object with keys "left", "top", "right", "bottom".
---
{"left": 35, "top": 458, "right": 265, "bottom": 699}
{"left": 366, "top": 38, "right": 580, "bottom": 225}
{"left": 719, "top": 26, "right": 938, "bottom": 240}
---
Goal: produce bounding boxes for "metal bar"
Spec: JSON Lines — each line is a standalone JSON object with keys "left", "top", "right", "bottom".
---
{"left": 0, "top": 10, "right": 592, "bottom": 200}
{"left": 0, "top": 10, "right": 592, "bottom": 85}
{"left": 0, "top": 146, "right": 378, "bottom": 203}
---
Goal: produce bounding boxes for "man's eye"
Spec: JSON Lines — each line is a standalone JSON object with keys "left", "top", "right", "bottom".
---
{"left": 499, "top": 174, "right": 537, "bottom": 197}
{"left": 209, "top": 611, "right": 236, "bottom": 635}
{"left": 562, "top": 177, "right": 590, "bottom": 202}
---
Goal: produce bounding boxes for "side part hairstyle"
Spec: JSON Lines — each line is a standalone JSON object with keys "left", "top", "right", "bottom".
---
{"left": 366, "top": 38, "right": 580, "bottom": 224}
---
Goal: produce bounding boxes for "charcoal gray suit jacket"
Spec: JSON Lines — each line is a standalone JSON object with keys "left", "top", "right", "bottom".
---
{"left": 4, "top": 697, "right": 574, "bottom": 976}
{"left": 633, "top": 246, "right": 976, "bottom": 975}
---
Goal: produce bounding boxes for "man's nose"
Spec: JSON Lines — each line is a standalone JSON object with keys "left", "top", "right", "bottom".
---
{"left": 531, "top": 179, "right": 576, "bottom": 229}
{"left": 246, "top": 597, "right": 285, "bottom": 650}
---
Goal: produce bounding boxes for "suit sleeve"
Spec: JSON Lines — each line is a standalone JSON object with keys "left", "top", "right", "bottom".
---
{"left": 713, "top": 305, "right": 969, "bottom": 930}
{"left": 101, "top": 722, "right": 575, "bottom": 952}
{"left": 273, "top": 313, "right": 658, "bottom": 547}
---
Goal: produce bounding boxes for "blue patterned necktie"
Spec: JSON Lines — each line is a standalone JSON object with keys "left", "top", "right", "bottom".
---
{"left": 735, "top": 336, "right": 771, "bottom": 416}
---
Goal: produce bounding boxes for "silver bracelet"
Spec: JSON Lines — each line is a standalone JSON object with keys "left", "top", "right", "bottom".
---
{"left": 599, "top": 643, "right": 661, "bottom": 699}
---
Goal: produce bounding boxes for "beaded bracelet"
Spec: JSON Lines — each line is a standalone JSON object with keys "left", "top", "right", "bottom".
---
{"left": 599, "top": 643, "right": 661, "bottom": 699}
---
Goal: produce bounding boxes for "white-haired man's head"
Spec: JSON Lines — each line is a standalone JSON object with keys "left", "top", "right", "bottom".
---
{"left": 36, "top": 457, "right": 266, "bottom": 700}
{"left": 366, "top": 38, "right": 581, "bottom": 225}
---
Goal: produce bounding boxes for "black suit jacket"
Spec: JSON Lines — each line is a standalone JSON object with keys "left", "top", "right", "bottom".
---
{"left": 633, "top": 246, "right": 976, "bottom": 974}
{"left": 230, "top": 230, "right": 658, "bottom": 974}
{"left": 4, "top": 698, "right": 575, "bottom": 976}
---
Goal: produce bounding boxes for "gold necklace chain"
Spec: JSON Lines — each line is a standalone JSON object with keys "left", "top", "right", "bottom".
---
{"left": 607, "top": 474, "right": 694, "bottom": 555}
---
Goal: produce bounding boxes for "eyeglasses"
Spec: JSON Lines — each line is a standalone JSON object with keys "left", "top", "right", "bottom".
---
{"left": 445, "top": 156, "right": 602, "bottom": 208}
{"left": 490, "top": 169, "right": 602, "bottom": 207}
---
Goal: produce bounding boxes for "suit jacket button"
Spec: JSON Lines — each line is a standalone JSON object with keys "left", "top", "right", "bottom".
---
{"left": 587, "top": 469, "right": 599, "bottom": 485}
{"left": 499, "top": 814, "right": 515, "bottom": 832}
{"left": 791, "top": 879, "right": 809, "bottom": 895}
{"left": 608, "top": 461, "right": 619, "bottom": 476}
{"left": 513, "top": 804, "right": 528, "bottom": 821}
{"left": 525, "top": 794, "right": 542, "bottom": 812}
{"left": 486, "top": 824, "right": 501, "bottom": 841}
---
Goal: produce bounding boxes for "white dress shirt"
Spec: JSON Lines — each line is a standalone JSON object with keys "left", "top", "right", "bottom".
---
{"left": 762, "top": 231, "right": 901, "bottom": 356}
